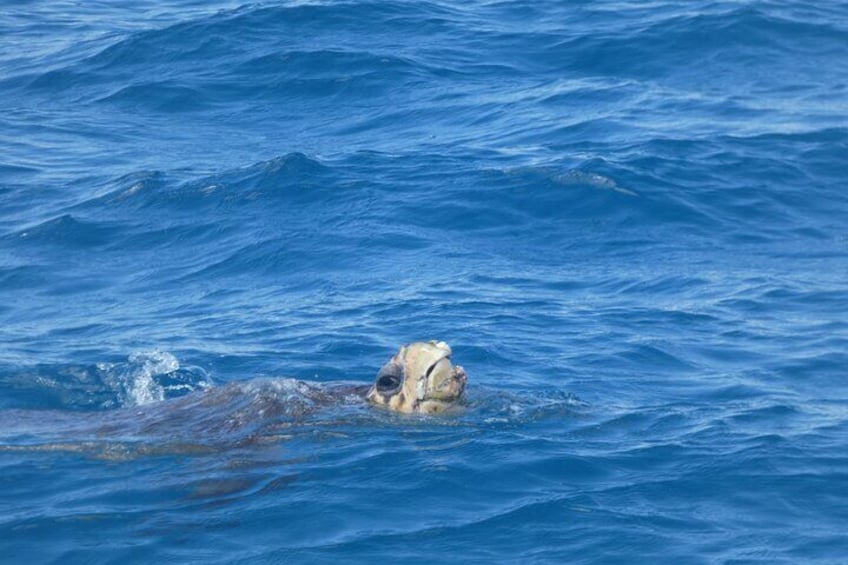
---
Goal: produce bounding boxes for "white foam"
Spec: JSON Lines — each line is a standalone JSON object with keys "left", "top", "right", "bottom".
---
{"left": 116, "top": 350, "right": 180, "bottom": 407}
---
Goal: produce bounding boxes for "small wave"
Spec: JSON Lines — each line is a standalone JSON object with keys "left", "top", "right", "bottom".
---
{"left": 79, "top": 153, "right": 336, "bottom": 214}
{"left": 462, "top": 164, "right": 650, "bottom": 229}
{"left": 10, "top": 214, "right": 118, "bottom": 249}
{"left": 97, "top": 81, "right": 212, "bottom": 113}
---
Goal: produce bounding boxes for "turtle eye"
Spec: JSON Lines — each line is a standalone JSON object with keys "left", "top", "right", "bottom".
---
{"left": 376, "top": 374, "right": 401, "bottom": 393}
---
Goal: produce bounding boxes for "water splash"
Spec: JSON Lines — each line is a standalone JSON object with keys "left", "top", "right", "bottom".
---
{"left": 111, "top": 350, "right": 178, "bottom": 406}
{"left": 0, "top": 351, "right": 212, "bottom": 411}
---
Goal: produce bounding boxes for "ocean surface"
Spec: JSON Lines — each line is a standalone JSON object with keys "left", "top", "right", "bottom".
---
{"left": 1, "top": 1, "right": 847, "bottom": 562}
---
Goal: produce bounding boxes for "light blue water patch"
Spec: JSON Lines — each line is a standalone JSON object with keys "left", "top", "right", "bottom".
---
{"left": 1, "top": 1, "right": 847, "bottom": 562}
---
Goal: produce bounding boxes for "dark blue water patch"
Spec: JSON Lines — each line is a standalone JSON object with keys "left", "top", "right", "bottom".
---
{"left": 613, "top": 133, "right": 848, "bottom": 241}
{"left": 229, "top": 49, "right": 432, "bottom": 100}
{"left": 19, "top": 67, "right": 99, "bottom": 97}
{"left": 0, "top": 264, "right": 52, "bottom": 291}
{"left": 179, "top": 237, "right": 341, "bottom": 281}
{"left": 725, "top": 128, "right": 848, "bottom": 187}
{"left": 0, "top": 164, "right": 39, "bottom": 179}
{"left": 550, "top": 5, "right": 848, "bottom": 83}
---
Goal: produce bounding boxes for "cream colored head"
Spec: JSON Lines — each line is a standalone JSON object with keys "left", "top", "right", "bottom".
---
{"left": 366, "top": 341, "right": 468, "bottom": 414}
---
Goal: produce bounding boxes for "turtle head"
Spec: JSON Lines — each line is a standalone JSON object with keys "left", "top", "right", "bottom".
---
{"left": 367, "top": 341, "right": 467, "bottom": 414}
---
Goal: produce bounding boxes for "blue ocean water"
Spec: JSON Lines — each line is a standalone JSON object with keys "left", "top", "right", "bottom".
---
{"left": 2, "top": 0, "right": 847, "bottom": 562}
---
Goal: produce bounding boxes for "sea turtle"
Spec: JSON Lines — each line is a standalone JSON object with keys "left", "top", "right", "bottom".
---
{"left": 0, "top": 341, "right": 469, "bottom": 458}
